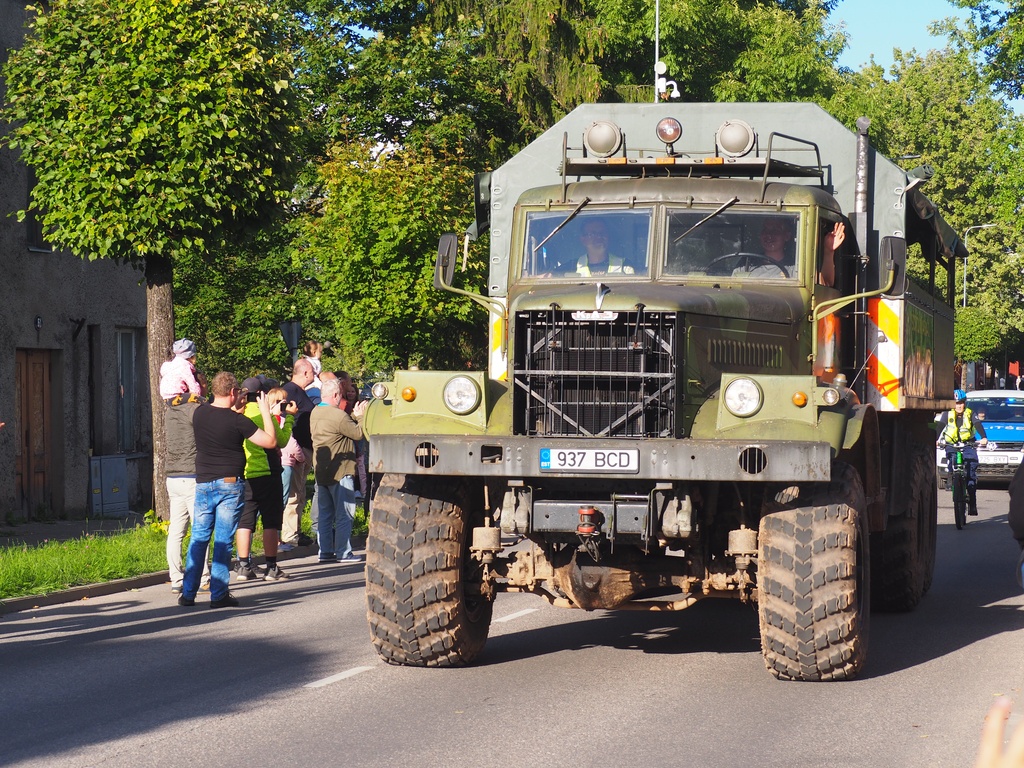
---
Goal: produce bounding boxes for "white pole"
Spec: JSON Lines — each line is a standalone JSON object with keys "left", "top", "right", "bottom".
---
{"left": 654, "top": 0, "right": 660, "bottom": 103}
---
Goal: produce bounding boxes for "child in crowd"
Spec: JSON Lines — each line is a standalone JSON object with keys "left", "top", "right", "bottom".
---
{"left": 159, "top": 338, "right": 201, "bottom": 401}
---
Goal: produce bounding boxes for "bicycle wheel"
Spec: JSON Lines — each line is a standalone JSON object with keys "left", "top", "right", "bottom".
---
{"left": 952, "top": 472, "right": 967, "bottom": 530}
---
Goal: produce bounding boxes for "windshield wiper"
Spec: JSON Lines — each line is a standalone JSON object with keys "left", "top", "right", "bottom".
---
{"left": 672, "top": 196, "right": 740, "bottom": 243}
{"left": 532, "top": 197, "right": 591, "bottom": 254}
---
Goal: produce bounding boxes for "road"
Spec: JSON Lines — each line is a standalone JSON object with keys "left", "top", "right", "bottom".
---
{"left": 2, "top": 487, "right": 1023, "bottom": 768}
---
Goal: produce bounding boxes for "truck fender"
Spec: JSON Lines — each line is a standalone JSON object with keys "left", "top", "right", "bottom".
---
{"left": 839, "top": 404, "right": 884, "bottom": 532}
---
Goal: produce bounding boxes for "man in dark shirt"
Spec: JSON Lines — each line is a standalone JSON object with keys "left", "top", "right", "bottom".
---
{"left": 281, "top": 358, "right": 317, "bottom": 548}
{"left": 179, "top": 371, "right": 277, "bottom": 608}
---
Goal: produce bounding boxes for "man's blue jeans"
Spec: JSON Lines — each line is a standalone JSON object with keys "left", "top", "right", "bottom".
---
{"left": 316, "top": 475, "right": 355, "bottom": 559}
{"left": 183, "top": 478, "right": 245, "bottom": 600}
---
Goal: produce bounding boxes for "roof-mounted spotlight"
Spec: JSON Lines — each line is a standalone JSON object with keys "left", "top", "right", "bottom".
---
{"left": 656, "top": 117, "right": 682, "bottom": 152}
{"left": 716, "top": 119, "right": 756, "bottom": 158}
{"left": 583, "top": 120, "right": 623, "bottom": 158}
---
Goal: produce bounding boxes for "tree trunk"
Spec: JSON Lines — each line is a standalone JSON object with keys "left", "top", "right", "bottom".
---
{"left": 146, "top": 254, "right": 175, "bottom": 521}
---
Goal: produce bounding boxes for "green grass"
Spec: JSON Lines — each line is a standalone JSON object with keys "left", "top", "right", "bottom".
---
{"left": 0, "top": 504, "right": 369, "bottom": 601}
{"left": 0, "top": 527, "right": 168, "bottom": 600}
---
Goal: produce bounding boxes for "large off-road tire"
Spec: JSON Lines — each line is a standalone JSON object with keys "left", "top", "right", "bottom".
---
{"left": 758, "top": 461, "right": 870, "bottom": 681}
{"left": 365, "top": 473, "right": 493, "bottom": 667}
{"left": 870, "top": 445, "right": 937, "bottom": 611}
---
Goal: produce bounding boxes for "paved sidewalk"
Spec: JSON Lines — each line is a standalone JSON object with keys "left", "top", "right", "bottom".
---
{"left": 0, "top": 513, "right": 146, "bottom": 548}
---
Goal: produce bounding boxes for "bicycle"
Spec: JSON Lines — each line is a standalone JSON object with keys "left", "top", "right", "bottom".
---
{"left": 942, "top": 441, "right": 969, "bottom": 530}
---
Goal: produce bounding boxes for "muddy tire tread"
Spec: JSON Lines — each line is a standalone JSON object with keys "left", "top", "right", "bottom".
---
{"left": 365, "top": 473, "right": 491, "bottom": 667}
{"left": 758, "top": 462, "right": 868, "bottom": 682}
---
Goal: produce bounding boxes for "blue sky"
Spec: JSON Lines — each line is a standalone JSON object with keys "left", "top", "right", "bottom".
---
{"left": 834, "top": 0, "right": 970, "bottom": 70}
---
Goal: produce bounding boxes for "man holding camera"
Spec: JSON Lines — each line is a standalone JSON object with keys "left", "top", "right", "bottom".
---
{"left": 234, "top": 377, "right": 296, "bottom": 582}
{"left": 179, "top": 372, "right": 279, "bottom": 608}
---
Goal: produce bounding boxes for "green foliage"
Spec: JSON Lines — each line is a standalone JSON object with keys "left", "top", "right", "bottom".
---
{"left": 828, "top": 43, "right": 1024, "bottom": 357}
{"left": 143, "top": 509, "right": 169, "bottom": 535}
{"left": 953, "top": 1, "right": 1024, "bottom": 98}
{"left": 955, "top": 306, "right": 1004, "bottom": 362}
{"left": 3, "top": 0, "right": 302, "bottom": 264}
{"left": 300, "top": 141, "right": 488, "bottom": 372}
{"left": 711, "top": 4, "right": 846, "bottom": 101}
{"left": 172, "top": 223, "right": 317, "bottom": 380}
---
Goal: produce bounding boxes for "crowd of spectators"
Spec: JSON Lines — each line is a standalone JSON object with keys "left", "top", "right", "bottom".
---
{"left": 158, "top": 338, "right": 369, "bottom": 607}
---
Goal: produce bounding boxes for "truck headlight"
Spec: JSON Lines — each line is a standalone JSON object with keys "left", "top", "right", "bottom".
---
{"left": 724, "top": 378, "right": 762, "bottom": 417}
{"left": 443, "top": 376, "right": 481, "bottom": 415}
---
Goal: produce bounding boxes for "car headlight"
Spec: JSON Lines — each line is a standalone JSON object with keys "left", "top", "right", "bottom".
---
{"left": 724, "top": 378, "right": 762, "bottom": 417}
{"left": 443, "top": 376, "right": 481, "bottom": 415}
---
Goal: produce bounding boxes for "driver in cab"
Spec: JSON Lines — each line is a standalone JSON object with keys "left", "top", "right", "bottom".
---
{"left": 733, "top": 218, "right": 794, "bottom": 278}
{"left": 573, "top": 220, "right": 634, "bottom": 276}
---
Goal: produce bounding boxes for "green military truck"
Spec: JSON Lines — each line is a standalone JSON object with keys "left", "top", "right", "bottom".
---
{"left": 362, "top": 103, "right": 962, "bottom": 681}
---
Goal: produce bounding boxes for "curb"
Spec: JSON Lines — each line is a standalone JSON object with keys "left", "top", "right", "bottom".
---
{"left": 0, "top": 542, "right": 323, "bottom": 617}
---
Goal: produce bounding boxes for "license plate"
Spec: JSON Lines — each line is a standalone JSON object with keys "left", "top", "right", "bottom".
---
{"left": 539, "top": 448, "right": 640, "bottom": 473}
{"left": 980, "top": 454, "right": 1009, "bottom": 464}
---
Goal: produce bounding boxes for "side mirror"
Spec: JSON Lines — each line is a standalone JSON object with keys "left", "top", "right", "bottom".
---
{"left": 435, "top": 233, "right": 459, "bottom": 289}
{"left": 880, "top": 235, "right": 907, "bottom": 294}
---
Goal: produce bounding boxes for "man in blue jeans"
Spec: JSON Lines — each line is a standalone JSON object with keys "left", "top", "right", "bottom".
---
{"left": 310, "top": 378, "right": 368, "bottom": 564}
{"left": 179, "top": 371, "right": 279, "bottom": 608}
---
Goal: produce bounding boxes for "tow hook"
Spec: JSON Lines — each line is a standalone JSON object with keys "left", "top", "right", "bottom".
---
{"left": 577, "top": 506, "right": 603, "bottom": 561}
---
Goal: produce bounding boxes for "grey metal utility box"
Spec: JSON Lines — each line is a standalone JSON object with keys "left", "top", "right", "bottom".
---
{"left": 89, "top": 456, "right": 130, "bottom": 517}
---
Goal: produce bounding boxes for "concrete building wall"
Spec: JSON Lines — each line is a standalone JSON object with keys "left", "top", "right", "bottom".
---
{"left": 1, "top": 5, "right": 151, "bottom": 520}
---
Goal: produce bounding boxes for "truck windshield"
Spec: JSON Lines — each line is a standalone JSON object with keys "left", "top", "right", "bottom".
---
{"left": 665, "top": 210, "right": 801, "bottom": 280}
{"left": 522, "top": 209, "right": 651, "bottom": 278}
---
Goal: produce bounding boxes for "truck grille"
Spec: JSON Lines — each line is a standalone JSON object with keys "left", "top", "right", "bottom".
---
{"left": 513, "top": 309, "right": 678, "bottom": 437}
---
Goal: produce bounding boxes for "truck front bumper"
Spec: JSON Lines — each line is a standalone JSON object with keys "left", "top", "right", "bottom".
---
{"left": 368, "top": 435, "right": 833, "bottom": 483}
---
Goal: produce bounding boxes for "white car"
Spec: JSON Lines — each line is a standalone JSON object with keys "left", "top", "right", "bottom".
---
{"left": 937, "top": 389, "right": 1024, "bottom": 486}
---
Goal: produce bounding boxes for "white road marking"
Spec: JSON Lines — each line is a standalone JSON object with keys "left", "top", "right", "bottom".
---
{"left": 304, "top": 665, "right": 375, "bottom": 688}
{"left": 494, "top": 608, "right": 538, "bottom": 624}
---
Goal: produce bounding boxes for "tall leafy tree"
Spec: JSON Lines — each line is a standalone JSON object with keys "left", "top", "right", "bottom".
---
{"left": 3, "top": 0, "right": 302, "bottom": 517}
{"left": 300, "top": 141, "right": 488, "bottom": 373}
{"left": 829, "top": 43, "right": 1024, "bottom": 358}
{"left": 954, "top": 0, "right": 1024, "bottom": 97}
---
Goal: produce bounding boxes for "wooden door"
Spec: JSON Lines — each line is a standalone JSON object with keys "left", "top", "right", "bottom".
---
{"left": 14, "top": 349, "right": 51, "bottom": 519}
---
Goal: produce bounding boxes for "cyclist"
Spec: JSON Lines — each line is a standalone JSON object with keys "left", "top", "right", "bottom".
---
{"left": 937, "top": 389, "right": 988, "bottom": 516}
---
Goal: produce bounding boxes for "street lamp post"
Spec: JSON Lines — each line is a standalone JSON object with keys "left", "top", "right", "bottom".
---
{"left": 962, "top": 223, "right": 998, "bottom": 308}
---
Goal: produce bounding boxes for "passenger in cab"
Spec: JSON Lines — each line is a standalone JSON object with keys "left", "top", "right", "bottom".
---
{"left": 733, "top": 218, "right": 795, "bottom": 278}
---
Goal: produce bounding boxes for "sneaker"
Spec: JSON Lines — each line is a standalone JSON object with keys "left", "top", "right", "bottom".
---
{"left": 318, "top": 554, "right": 338, "bottom": 563}
{"left": 277, "top": 542, "right": 295, "bottom": 552}
{"left": 235, "top": 563, "right": 263, "bottom": 581}
{"left": 298, "top": 534, "right": 316, "bottom": 547}
{"left": 264, "top": 565, "right": 290, "bottom": 581}
{"left": 199, "top": 582, "right": 211, "bottom": 592}
{"left": 210, "top": 593, "right": 240, "bottom": 609}
{"left": 339, "top": 554, "right": 365, "bottom": 565}
{"left": 178, "top": 595, "right": 195, "bottom": 607}
{"left": 171, "top": 585, "right": 183, "bottom": 594}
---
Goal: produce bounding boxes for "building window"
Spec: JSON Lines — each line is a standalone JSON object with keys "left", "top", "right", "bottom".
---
{"left": 26, "top": 168, "right": 52, "bottom": 253}
{"left": 116, "top": 328, "right": 144, "bottom": 453}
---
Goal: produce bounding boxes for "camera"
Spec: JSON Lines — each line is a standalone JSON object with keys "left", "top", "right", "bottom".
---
{"left": 279, "top": 400, "right": 293, "bottom": 414}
